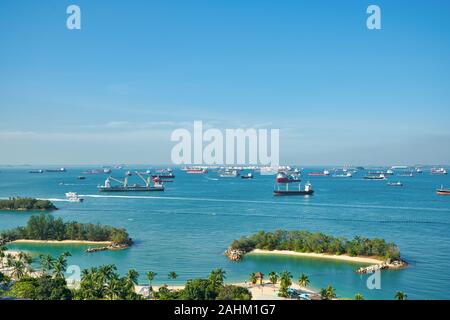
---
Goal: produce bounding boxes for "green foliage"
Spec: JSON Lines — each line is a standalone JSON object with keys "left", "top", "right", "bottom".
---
{"left": 278, "top": 271, "right": 293, "bottom": 298}
{"left": 8, "top": 276, "right": 71, "bottom": 300}
{"left": 0, "top": 214, "right": 131, "bottom": 245}
{"left": 0, "top": 197, "right": 56, "bottom": 211}
{"left": 216, "top": 285, "right": 252, "bottom": 300}
{"left": 231, "top": 230, "right": 400, "bottom": 260}
{"left": 395, "top": 291, "right": 407, "bottom": 300}
{"left": 320, "top": 285, "right": 337, "bottom": 300}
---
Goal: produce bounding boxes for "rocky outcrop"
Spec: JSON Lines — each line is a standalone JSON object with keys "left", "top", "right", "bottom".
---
{"left": 224, "top": 247, "right": 246, "bottom": 261}
{"left": 86, "top": 243, "right": 130, "bottom": 253}
{"left": 356, "top": 259, "right": 407, "bottom": 274}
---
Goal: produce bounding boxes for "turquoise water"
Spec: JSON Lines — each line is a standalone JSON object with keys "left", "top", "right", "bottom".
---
{"left": 1, "top": 166, "right": 449, "bottom": 299}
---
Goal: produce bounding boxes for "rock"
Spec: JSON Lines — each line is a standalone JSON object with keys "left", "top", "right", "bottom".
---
{"left": 356, "top": 259, "right": 407, "bottom": 274}
{"left": 86, "top": 243, "right": 130, "bottom": 253}
{"left": 224, "top": 247, "right": 246, "bottom": 261}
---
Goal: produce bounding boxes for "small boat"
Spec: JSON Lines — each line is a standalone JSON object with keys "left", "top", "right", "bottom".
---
{"left": 219, "top": 169, "right": 239, "bottom": 178}
{"left": 385, "top": 169, "right": 394, "bottom": 175}
{"left": 387, "top": 181, "right": 403, "bottom": 187}
{"left": 364, "top": 173, "right": 386, "bottom": 180}
{"left": 274, "top": 182, "right": 314, "bottom": 196}
{"left": 186, "top": 168, "right": 208, "bottom": 174}
{"left": 436, "top": 186, "right": 450, "bottom": 195}
{"left": 65, "top": 192, "right": 84, "bottom": 202}
{"left": 77, "top": 176, "right": 86, "bottom": 180}
{"left": 29, "top": 169, "right": 44, "bottom": 173}
{"left": 103, "top": 168, "right": 112, "bottom": 174}
{"left": 241, "top": 173, "right": 253, "bottom": 179}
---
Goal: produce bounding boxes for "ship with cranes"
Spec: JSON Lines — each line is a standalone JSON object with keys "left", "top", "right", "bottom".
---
{"left": 274, "top": 169, "right": 314, "bottom": 195}
{"left": 98, "top": 172, "right": 164, "bottom": 192}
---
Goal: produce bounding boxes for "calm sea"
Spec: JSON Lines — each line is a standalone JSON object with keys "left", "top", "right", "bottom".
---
{"left": 1, "top": 166, "right": 449, "bottom": 299}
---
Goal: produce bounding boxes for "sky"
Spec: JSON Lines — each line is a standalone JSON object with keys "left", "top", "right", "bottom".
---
{"left": 1, "top": 0, "right": 450, "bottom": 166}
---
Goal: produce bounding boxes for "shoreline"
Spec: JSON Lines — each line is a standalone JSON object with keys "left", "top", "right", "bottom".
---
{"left": 11, "top": 239, "right": 113, "bottom": 245}
{"left": 248, "top": 249, "right": 384, "bottom": 265}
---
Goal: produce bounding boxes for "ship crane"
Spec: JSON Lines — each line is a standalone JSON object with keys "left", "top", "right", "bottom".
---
{"left": 135, "top": 171, "right": 151, "bottom": 187}
{"left": 107, "top": 176, "right": 128, "bottom": 187}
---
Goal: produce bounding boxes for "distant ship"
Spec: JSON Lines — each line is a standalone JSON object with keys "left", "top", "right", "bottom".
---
{"left": 276, "top": 171, "right": 301, "bottom": 183}
{"left": 98, "top": 172, "right": 164, "bottom": 192}
{"left": 436, "top": 186, "right": 450, "bottom": 195}
{"left": 219, "top": 169, "right": 239, "bottom": 178}
{"left": 186, "top": 167, "right": 208, "bottom": 174}
{"left": 364, "top": 173, "right": 386, "bottom": 180}
{"left": 431, "top": 168, "right": 447, "bottom": 175}
{"left": 332, "top": 172, "right": 353, "bottom": 178}
{"left": 308, "top": 170, "right": 330, "bottom": 177}
{"left": 387, "top": 181, "right": 403, "bottom": 187}
{"left": 46, "top": 168, "right": 66, "bottom": 173}
{"left": 274, "top": 182, "right": 314, "bottom": 196}
{"left": 241, "top": 173, "right": 254, "bottom": 179}
{"left": 29, "top": 169, "right": 44, "bottom": 173}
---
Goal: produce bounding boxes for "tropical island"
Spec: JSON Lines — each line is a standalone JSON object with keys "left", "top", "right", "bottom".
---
{"left": 225, "top": 230, "right": 407, "bottom": 272}
{"left": 0, "top": 214, "right": 132, "bottom": 250}
{"left": 0, "top": 197, "right": 57, "bottom": 211}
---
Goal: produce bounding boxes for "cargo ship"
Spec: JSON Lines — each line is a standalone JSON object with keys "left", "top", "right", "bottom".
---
{"left": 46, "top": 168, "right": 66, "bottom": 173}
{"left": 276, "top": 171, "right": 301, "bottom": 183}
{"left": 364, "top": 173, "right": 386, "bottom": 180}
{"left": 219, "top": 169, "right": 239, "bottom": 178}
{"left": 98, "top": 172, "right": 164, "bottom": 192}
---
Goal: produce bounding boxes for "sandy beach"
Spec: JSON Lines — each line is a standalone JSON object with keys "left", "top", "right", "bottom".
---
{"left": 135, "top": 281, "right": 319, "bottom": 300}
{"left": 11, "top": 239, "right": 113, "bottom": 245}
{"left": 248, "top": 249, "right": 384, "bottom": 265}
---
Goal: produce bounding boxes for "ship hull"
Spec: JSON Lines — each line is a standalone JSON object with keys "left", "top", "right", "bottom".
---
{"left": 437, "top": 190, "right": 450, "bottom": 195}
{"left": 98, "top": 186, "right": 164, "bottom": 192}
{"left": 274, "top": 190, "right": 314, "bottom": 196}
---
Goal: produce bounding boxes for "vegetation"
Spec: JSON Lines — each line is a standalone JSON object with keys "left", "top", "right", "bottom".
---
{"left": 278, "top": 271, "right": 293, "bottom": 298}
{"left": 320, "top": 285, "right": 337, "bottom": 300}
{"left": 0, "top": 197, "right": 56, "bottom": 211}
{"left": 395, "top": 291, "right": 407, "bottom": 300}
{"left": 268, "top": 271, "right": 278, "bottom": 286}
{"left": 0, "top": 214, "right": 132, "bottom": 246}
{"left": 230, "top": 230, "right": 400, "bottom": 260}
{"left": 354, "top": 293, "right": 364, "bottom": 300}
{"left": 298, "top": 273, "right": 310, "bottom": 288}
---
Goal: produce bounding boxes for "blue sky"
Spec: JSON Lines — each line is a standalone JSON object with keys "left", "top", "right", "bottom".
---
{"left": 1, "top": 0, "right": 450, "bottom": 165}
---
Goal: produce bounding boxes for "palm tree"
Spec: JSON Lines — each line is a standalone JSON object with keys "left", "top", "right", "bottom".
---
{"left": 0, "top": 246, "right": 6, "bottom": 268}
{"left": 168, "top": 271, "right": 178, "bottom": 289}
{"left": 126, "top": 269, "right": 140, "bottom": 289}
{"left": 268, "top": 271, "right": 278, "bottom": 286}
{"left": 354, "top": 293, "right": 364, "bottom": 300}
{"left": 99, "top": 264, "right": 117, "bottom": 282}
{"left": 209, "top": 268, "right": 226, "bottom": 287}
{"left": 249, "top": 272, "right": 258, "bottom": 285}
{"left": 106, "top": 277, "right": 122, "bottom": 300}
{"left": 395, "top": 291, "right": 407, "bottom": 300}
{"left": 298, "top": 273, "right": 310, "bottom": 288}
{"left": 278, "top": 271, "right": 293, "bottom": 297}
{"left": 320, "top": 285, "right": 337, "bottom": 300}
{"left": 53, "top": 252, "right": 71, "bottom": 279}
{"left": 146, "top": 271, "right": 157, "bottom": 292}
{"left": 39, "top": 254, "right": 55, "bottom": 275}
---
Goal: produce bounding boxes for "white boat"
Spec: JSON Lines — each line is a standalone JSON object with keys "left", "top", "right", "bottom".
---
{"left": 65, "top": 192, "right": 84, "bottom": 202}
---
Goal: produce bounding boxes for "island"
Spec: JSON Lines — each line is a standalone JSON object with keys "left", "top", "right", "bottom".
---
{"left": 0, "top": 197, "right": 57, "bottom": 211}
{"left": 225, "top": 230, "right": 407, "bottom": 272}
{"left": 0, "top": 214, "right": 132, "bottom": 251}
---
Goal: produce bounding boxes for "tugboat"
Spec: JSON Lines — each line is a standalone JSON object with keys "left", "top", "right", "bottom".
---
{"left": 98, "top": 172, "right": 164, "bottom": 192}
{"left": 436, "top": 186, "right": 450, "bottom": 195}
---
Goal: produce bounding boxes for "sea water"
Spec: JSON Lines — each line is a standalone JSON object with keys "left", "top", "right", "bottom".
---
{"left": 1, "top": 167, "right": 449, "bottom": 299}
